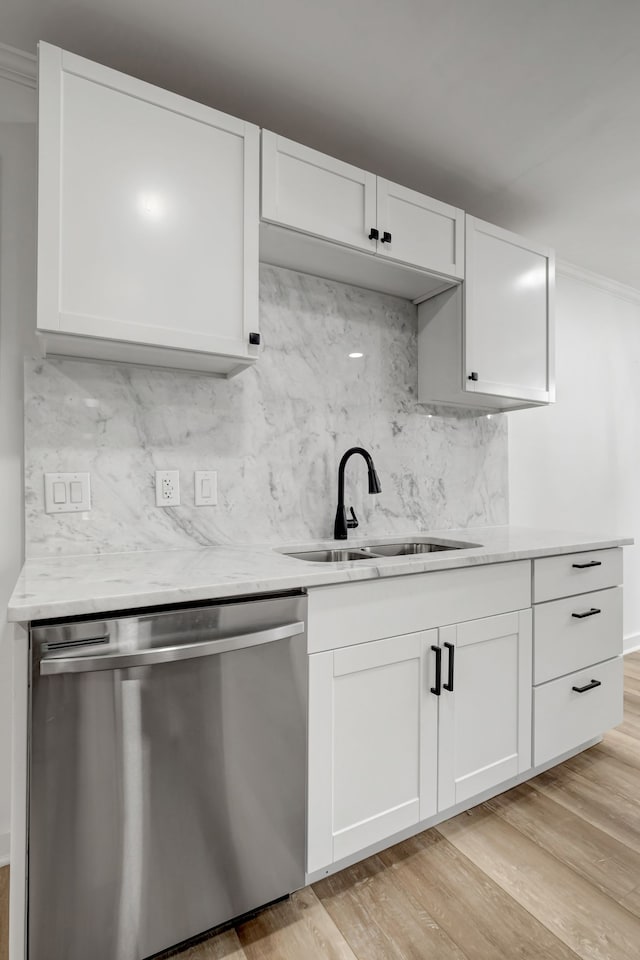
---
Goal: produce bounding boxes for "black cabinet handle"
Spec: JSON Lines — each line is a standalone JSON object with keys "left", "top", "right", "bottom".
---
{"left": 368, "top": 228, "right": 379, "bottom": 240}
{"left": 443, "top": 641, "right": 455, "bottom": 692}
{"left": 468, "top": 372, "right": 479, "bottom": 381}
{"left": 572, "top": 560, "right": 602, "bottom": 569}
{"left": 249, "top": 331, "right": 261, "bottom": 345}
{"left": 431, "top": 645, "right": 442, "bottom": 696}
{"left": 572, "top": 679, "right": 602, "bottom": 694}
{"left": 572, "top": 607, "right": 601, "bottom": 619}
{"left": 380, "top": 231, "right": 392, "bottom": 243}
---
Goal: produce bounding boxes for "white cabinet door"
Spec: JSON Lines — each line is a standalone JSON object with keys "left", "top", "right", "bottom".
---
{"left": 437, "top": 610, "right": 532, "bottom": 811}
{"left": 307, "top": 630, "right": 437, "bottom": 873}
{"left": 261, "top": 130, "right": 377, "bottom": 254}
{"left": 38, "top": 43, "right": 259, "bottom": 374}
{"left": 465, "top": 216, "right": 555, "bottom": 404}
{"left": 376, "top": 179, "right": 464, "bottom": 279}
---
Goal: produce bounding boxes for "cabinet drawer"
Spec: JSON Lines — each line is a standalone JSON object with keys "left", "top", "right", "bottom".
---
{"left": 533, "top": 657, "right": 623, "bottom": 766}
{"left": 533, "top": 548, "right": 622, "bottom": 602}
{"left": 534, "top": 587, "right": 622, "bottom": 685}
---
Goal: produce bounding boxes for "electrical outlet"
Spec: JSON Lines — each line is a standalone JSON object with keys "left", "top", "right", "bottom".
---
{"left": 155, "top": 470, "right": 180, "bottom": 507}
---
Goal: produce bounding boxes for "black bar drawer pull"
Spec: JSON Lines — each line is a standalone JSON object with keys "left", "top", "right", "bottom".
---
{"left": 572, "top": 679, "right": 602, "bottom": 694}
{"left": 572, "top": 560, "right": 602, "bottom": 569}
{"left": 443, "top": 641, "right": 455, "bottom": 692}
{"left": 572, "top": 607, "right": 602, "bottom": 619}
{"left": 431, "top": 645, "right": 442, "bottom": 696}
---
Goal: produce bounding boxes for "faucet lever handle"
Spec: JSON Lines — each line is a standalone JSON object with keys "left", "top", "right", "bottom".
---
{"left": 347, "top": 507, "right": 359, "bottom": 529}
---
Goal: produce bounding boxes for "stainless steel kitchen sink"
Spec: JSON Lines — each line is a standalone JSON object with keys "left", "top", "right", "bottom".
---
{"left": 361, "top": 539, "right": 480, "bottom": 556}
{"left": 283, "top": 539, "right": 481, "bottom": 562}
{"left": 284, "top": 549, "right": 376, "bottom": 562}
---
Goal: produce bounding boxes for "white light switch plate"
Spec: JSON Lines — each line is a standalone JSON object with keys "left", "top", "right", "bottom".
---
{"left": 44, "top": 473, "right": 91, "bottom": 513}
{"left": 195, "top": 471, "right": 217, "bottom": 506}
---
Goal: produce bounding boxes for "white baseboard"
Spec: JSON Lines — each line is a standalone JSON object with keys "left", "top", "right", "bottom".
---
{"left": 0, "top": 831, "right": 9, "bottom": 867}
{"left": 624, "top": 634, "right": 640, "bottom": 655}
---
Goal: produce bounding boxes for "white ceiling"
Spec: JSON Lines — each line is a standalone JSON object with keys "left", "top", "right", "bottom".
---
{"left": 2, "top": 0, "right": 640, "bottom": 290}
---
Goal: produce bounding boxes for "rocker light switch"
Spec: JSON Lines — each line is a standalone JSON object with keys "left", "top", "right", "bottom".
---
{"left": 195, "top": 471, "right": 217, "bottom": 506}
{"left": 45, "top": 473, "right": 91, "bottom": 513}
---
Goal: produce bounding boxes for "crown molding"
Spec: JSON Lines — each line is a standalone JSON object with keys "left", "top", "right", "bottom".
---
{"left": 0, "top": 42, "right": 37, "bottom": 88}
{"left": 557, "top": 259, "right": 640, "bottom": 306}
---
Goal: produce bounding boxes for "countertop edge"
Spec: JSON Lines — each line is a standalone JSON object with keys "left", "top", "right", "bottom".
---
{"left": 7, "top": 531, "right": 633, "bottom": 623}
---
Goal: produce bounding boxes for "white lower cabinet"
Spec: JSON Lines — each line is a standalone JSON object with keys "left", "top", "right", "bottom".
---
{"left": 534, "top": 657, "right": 623, "bottom": 766}
{"left": 307, "top": 610, "right": 532, "bottom": 873}
{"left": 531, "top": 549, "right": 624, "bottom": 765}
{"left": 306, "top": 549, "right": 624, "bottom": 877}
{"left": 436, "top": 611, "right": 532, "bottom": 810}
{"left": 307, "top": 630, "right": 437, "bottom": 873}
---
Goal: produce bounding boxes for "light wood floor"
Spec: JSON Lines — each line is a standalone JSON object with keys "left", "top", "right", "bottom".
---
{"left": 2, "top": 655, "right": 639, "bottom": 960}
{"left": 174, "top": 651, "right": 640, "bottom": 960}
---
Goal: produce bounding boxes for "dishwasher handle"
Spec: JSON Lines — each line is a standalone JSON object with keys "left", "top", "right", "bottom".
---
{"left": 40, "top": 620, "right": 305, "bottom": 675}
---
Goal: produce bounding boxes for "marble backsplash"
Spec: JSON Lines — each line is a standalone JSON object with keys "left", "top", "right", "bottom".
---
{"left": 24, "top": 265, "right": 508, "bottom": 557}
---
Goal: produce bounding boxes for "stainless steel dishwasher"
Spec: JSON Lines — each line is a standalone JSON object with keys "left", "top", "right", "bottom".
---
{"left": 29, "top": 591, "right": 307, "bottom": 960}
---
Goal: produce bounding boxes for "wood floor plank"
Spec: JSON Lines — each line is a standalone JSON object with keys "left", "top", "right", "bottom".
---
{"left": 313, "top": 852, "right": 469, "bottom": 960}
{"left": 377, "top": 827, "right": 579, "bottom": 960}
{"left": 555, "top": 745, "right": 640, "bottom": 802}
{"left": 592, "top": 729, "right": 640, "bottom": 772}
{"left": 622, "top": 675, "right": 640, "bottom": 699}
{"left": 438, "top": 804, "right": 640, "bottom": 960}
{"left": 235, "top": 888, "right": 358, "bottom": 960}
{"left": 621, "top": 661, "right": 640, "bottom": 682}
{"left": 623, "top": 689, "right": 640, "bottom": 711}
{"left": 616, "top": 708, "right": 640, "bottom": 735}
{"left": 0, "top": 865, "right": 8, "bottom": 960}
{"left": 530, "top": 765, "right": 640, "bottom": 854}
{"left": 173, "top": 927, "right": 247, "bottom": 959}
{"left": 486, "top": 782, "right": 640, "bottom": 910}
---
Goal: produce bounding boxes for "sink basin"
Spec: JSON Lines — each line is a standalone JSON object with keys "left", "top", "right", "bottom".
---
{"left": 361, "top": 539, "right": 480, "bottom": 556}
{"left": 284, "top": 539, "right": 481, "bottom": 562}
{"left": 285, "top": 549, "right": 375, "bottom": 563}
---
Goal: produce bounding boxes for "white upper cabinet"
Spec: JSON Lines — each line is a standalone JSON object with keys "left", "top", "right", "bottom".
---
{"left": 418, "top": 215, "right": 555, "bottom": 411}
{"left": 376, "top": 179, "right": 464, "bottom": 278}
{"left": 260, "top": 130, "right": 464, "bottom": 302}
{"left": 37, "top": 43, "right": 260, "bottom": 376}
{"left": 261, "top": 132, "right": 377, "bottom": 255}
{"left": 465, "top": 217, "right": 555, "bottom": 404}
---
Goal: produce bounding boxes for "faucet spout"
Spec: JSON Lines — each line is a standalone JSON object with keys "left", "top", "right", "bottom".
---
{"left": 334, "top": 447, "right": 382, "bottom": 540}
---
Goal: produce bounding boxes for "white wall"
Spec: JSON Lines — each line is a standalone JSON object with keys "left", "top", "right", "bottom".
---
{"left": 0, "top": 69, "right": 38, "bottom": 863}
{"left": 509, "top": 268, "right": 640, "bottom": 651}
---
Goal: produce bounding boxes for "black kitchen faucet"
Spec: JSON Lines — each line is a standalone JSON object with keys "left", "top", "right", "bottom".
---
{"left": 333, "top": 447, "right": 382, "bottom": 539}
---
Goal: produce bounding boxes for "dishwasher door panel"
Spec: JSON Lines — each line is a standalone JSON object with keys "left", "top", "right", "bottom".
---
{"left": 29, "top": 599, "right": 307, "bottom": 960}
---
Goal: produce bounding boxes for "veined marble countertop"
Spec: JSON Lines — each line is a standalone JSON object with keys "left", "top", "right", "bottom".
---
{"left": 8, "top": 526, "right": 633, "bottom": 622}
